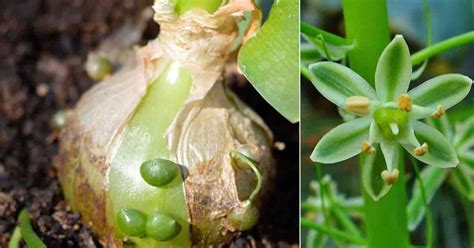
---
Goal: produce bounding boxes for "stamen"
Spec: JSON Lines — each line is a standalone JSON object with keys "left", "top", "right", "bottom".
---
{"left": 431, "top": 105, "right": 445, "bottom": 118}
{"left": 381, "top": 169, "right": 400, "bottom": 185}
{"left": 389, "top": 123, "right": 399, "bottom": 135}
{"left": 361, "top": 141, "right": 376, "bottom": 155}
{"left": 397, "top": 94, "right": 412, "bottom": 112}
{"left": 414, "top": 143, "right": 429, "bottom": 156}
{"left": 345, "top": 96, "right": 371, "bottom": 115}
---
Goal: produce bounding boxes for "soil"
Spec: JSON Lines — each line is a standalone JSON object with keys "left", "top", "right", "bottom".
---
{"left": 0, "top": 0, "right": 299, "bottom": 247}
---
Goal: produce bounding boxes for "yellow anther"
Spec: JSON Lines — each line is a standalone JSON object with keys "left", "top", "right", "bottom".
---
{"left": 345, "top": 96, "right": 371, "bottom": 115}
{"left": 414, "top": 143, "right": 429, "bottom": 156}
{"left": 381, "top": 169, "right": 400, "bottom": 185}
{"left": 361, "top": 141, "right": 376, "bottom": 155}
{"left": 431, "top": 105, "right": 445, "bottom": 118}
{"left": 397, "top": 94, "right": 412, "bottom": 112}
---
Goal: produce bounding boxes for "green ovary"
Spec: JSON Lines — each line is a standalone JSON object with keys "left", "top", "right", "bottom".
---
{"left": 373, "top": 107, "right": 409, "bottom": 140}
{"left": 107, "top": 62, "right": 192, "bottom": 247}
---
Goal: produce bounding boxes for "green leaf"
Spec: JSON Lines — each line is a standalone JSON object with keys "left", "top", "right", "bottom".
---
{"left": 407, "top": 166, "right": 447, "bottom": 231}
{"left": 362, "top": 145, "right": 392, "bottom": 201}
{"left": 238, "top": 0, "right": 299, "bottom": 123}
{"left": 311, "top": 117, "right": 371, "bottom": 163}
{"left": 409, "top": 74, "right": 472, "bottom": 111}
{"left": 308, "top": 62, "right": 376, "bottom": 107}
{"left": 402, "top": 121, "right": 458, "bottom": 168}
{"left": 18, "top": 208, "right": 47, "bottom": 248}
{"left": 375, "top": 35, "right": 412, "bottom": 102}
{"left": 453, "top": 116, "right": 474, "bottom": 150}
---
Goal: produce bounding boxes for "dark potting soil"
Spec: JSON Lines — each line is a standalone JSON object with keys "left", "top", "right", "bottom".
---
{"left": 0, "top": 0, "right": 299, "bottom": 247}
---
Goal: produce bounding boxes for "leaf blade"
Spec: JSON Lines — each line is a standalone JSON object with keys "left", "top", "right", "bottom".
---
{"left": 238, "top": 0, "right": 299, "bottom": 123}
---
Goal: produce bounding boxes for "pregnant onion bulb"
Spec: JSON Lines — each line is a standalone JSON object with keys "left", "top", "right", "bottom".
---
{"left": 55, "top": 0, "right": 274, "bottom": 247}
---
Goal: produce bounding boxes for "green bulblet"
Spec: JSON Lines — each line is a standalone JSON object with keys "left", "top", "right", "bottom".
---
{"left": 85, "top": 55, "right": 112, "bottom": 81}
{"left": 140, "top": 159, "right": 179, "bottom": 187}
{"left": 174, "top": 0, "right": 225, "bottom": 15}
{"left": 146, "top": 212, "right": 182, "bottom": 241}
{"left": 374, "top": 107, "right": 409, "bottom": 140}
{"left": 227, "top": 203, "right": 259, "bottom": 231}
{"left": 116, "top": 209, "right": 147, "bottom": 237}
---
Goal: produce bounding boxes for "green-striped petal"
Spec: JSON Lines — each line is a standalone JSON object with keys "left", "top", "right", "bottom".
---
{"left": 362, "top": 145, "right": 392, "bottom": 201}
{"left": 401, "top": 121, "right": 458, "bottom": 168}
{"left": 308, "top": 62, "right": 376, "bottom": 108}
{"left": 407, "top": 166, "right": 447, "bottom": 230}
{"left": 311, "top": 117, "right": 371, "bottom": 163}
{"left": 375, "top": 35, "right": 412, "bottom": 102}
{"left": 409, "top": 74, "right": 472, "bottom": 110}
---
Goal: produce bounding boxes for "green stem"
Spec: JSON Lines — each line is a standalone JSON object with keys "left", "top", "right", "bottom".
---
{"left": 301, "top": 22, "right": 350, "bottom": 46}
{"left": 411, "top": 157, "right": 433, "bottom": 248}
{"left": 411, "top": 31, "right": 474, "bottom": 65}
{"left": 301, "top": 218, "right": 367, "bottom": 245}
{"left": 342, "top": 1, "right": 410, "bottom": 247}
{"left": 316, "top": 164, "right": 330, "bottom": 225}
{"left": 330, "top": 206, "right": 362, "bottom": 238}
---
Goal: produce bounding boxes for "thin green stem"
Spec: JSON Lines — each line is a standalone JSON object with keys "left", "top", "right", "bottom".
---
{"left": 301, "top": 218, "right": 367, "bottom": 245}
{"left": 411, "top": 31, "right": 474, "bottom": 65}
{"left": 411, "top": 157, "right": 433, "bottom": 248}
{"left": 330, "top": 206, "right": 362, "bottom": 238}
{"left": 230, "top": 151, "right": 262, "bottom": 202}
{"left": 301, "top": 22, "right": 350, "bottom": 46}
{"left": 315, "top": 164, "right": 330, "bottom": 225}
{"left": 8, "top": 226, "right": 21, "bottom": 248}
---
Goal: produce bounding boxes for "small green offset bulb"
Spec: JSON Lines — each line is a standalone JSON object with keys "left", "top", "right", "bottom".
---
{"left": 227, "top": 202, "right": 259, "bottom": 231}
{"left": 140, "top": 159, "right": 179, "bottom": 187}
{"left": 85, "top": 54, "right": 112, "bottom": 81}
{"left": 116, "top": 208, "right": 147, "bottom": 237}
{"left": 146, "top": 212, "right": 182, "bottom": 241}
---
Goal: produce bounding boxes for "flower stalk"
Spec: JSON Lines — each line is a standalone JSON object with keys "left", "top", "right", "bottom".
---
{"left": 342, "top": 0, "right": 409, "bottom": 247}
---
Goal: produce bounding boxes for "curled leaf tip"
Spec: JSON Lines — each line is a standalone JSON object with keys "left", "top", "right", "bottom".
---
{"left": 397, "top": 94, "right": 412, "bottom": 112}
{"left": 414, "top": 143, "right": 429, "bottom": 156}
{"left": 381, "top": 168, "right": 400, "bottom": 185}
